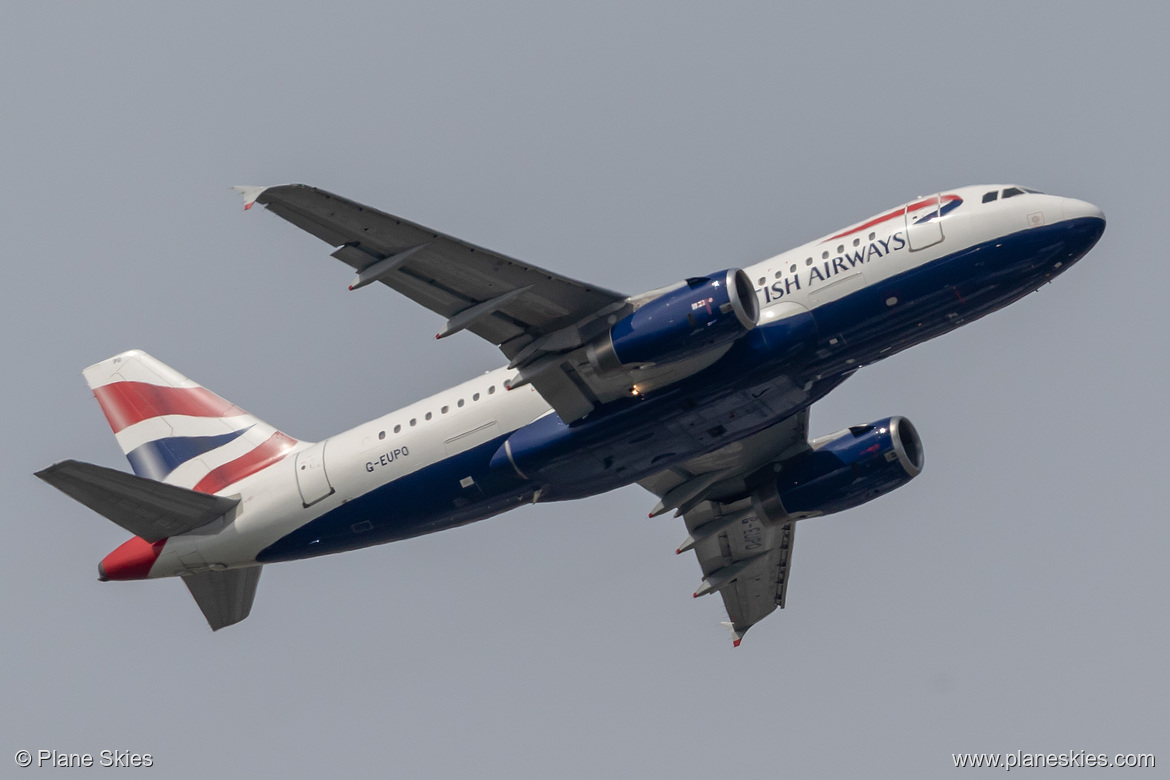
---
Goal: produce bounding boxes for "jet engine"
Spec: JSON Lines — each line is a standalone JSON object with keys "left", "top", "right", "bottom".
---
{"left": 586, "top": 269, "right": 759, "bottom": 371}
{"left": 760, "top": 416, "right": 924, "bottom": 520}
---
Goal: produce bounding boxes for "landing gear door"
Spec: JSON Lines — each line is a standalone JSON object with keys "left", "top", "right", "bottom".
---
{"left": 295, "top": 441, "right": 334, "bottom": 507}
{"left": 904, "top": 193, "right": 944, "bottom": 251}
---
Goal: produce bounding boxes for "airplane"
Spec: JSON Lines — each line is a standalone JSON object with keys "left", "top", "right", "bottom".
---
{"left": 36, "top": 183, "right": 1105, "bottom": 643}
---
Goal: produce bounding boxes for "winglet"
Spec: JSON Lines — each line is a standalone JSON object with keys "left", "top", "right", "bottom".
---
{"left": 720, "top": 621, "right": 747, "bottom": 648}
{"left": 232, "top": 185, "right": 269, "bottom": 211}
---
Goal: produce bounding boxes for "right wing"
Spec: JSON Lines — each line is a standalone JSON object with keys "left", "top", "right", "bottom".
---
{"left": 236, "top": 184, "right": 639, "bottom": 421}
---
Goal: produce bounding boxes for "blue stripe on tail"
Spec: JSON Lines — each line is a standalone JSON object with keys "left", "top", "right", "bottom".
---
{"left": 126, "top": 427, "right": 252, "bottom": 480}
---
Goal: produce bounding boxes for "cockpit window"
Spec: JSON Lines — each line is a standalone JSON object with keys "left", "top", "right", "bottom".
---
{"left": 1022, "top": 187, "right": 1043, "bottom": 194}
{"left": 982, "top": 190, "right": 998, "bottom": 203}
{"left": 1002, "top": 187, "right": 1024, "bottom": 198}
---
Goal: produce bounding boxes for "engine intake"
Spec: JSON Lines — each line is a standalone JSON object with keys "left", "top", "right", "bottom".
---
{"left": 588, "top": 268, "right": 758, "bottom": 371}
{"left": 764, "top": 416, "right": 924, "bottom": 520}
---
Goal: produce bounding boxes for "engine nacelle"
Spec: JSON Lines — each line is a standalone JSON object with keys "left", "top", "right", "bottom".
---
{"left": 763, "top": 416, "right": 924, "bottom": 520}
{"left": 587, "top": 269, "right": 758, "bottom": 371}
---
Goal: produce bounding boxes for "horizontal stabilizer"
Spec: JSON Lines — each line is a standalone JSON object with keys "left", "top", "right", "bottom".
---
{"left": 36, "top": 460, "right": 239, "bottom": 542}
{"left": 183, "top": 566, "right": 262, "bottom": 631}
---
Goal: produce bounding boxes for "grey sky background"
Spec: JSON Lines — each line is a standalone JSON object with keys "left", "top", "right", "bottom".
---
{"left": 3, "top": 2, "right": 1166, "bottom": 777}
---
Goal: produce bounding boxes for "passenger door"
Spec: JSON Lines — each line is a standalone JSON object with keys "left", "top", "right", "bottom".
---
{"left": 904, "top": 193, "right": 945, "bottom": 251}
{"left": 294, "top": 441, "right": 334, "bottom": 507}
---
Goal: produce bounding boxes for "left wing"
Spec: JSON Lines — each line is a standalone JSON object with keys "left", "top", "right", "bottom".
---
{"left": 236, "top": 184, "right": 633, "bottom": 421}
{"left": 638, "top": 410, "right": 810, "bottom": 646}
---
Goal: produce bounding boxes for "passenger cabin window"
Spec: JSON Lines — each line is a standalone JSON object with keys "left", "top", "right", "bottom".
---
{"left": 378, "top": 431, "right": 385, "bottom": 440}
{"left": 441, "top": 405, "right": 449, "bottom": 414}
{"left": 457, "top": 399, "right": 464, "bottom": 408}
{"left": 394, "top": 424, "right": 401, "bottom": 434}
{"left": 1002, "top": 187, "right": 1024, "bottom": 198}
{"left": 425, "top": 412, "right": 432, "bottom": 421}
{"left": 982, "top": 191, "right": 998, "bottom": 203}
{"left": 488, "top": 386, "right": 496, "bottom": 395}
{"left": 473, "top": 392, "right": 480, "bottom": 401}
{"left": 410, "top": 418, "right": 417, "bottom": 427}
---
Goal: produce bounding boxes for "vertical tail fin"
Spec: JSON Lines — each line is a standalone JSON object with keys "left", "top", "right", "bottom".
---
{"left": 84, "top": 350, "right": 297, "bottom": 493}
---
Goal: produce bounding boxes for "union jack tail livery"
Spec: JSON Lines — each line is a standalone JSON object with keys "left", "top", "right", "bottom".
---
{"left": 83, "top": 350, "right": 297, "bottom": 494}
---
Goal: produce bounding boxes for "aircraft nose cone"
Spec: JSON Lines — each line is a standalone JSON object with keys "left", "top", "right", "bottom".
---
{"left": 1063, "top": 198, "right": 1105, "bottom": 224}
{"left": 1053, "top": 198, "right": 1106, "bottom": 265}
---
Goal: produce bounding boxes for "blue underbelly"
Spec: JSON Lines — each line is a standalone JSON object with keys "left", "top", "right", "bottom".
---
{"left": 256, "top": 435, "right": 531, "bottom": 563}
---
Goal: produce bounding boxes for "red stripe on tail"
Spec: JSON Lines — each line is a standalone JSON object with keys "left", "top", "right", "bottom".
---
{"left": 193, "top": 432, "right": 297, "bottom": 494}
{"left": 93, "top": 382, "right": 243, "bottom": 433}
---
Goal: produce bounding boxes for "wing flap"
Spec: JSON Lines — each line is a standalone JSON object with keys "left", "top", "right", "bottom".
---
{"left": 528, "top": 364, "right": 599, "bottom": 422}
{"left": 718, "top": 522, "right": 795, "bottom": 630}
{"left": 36, "top": 460, "right": 239, "bottom": 542}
